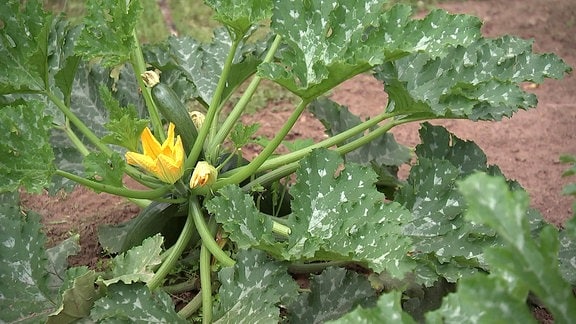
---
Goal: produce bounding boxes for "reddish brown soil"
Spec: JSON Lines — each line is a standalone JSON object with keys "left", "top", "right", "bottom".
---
{"left": 22, "top": 0, "right": 576, "bottom": 272}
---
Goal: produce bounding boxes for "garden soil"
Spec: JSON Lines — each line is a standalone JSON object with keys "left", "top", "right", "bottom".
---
{"left": 22, "top": 0, "right": 576, "bottom": 273}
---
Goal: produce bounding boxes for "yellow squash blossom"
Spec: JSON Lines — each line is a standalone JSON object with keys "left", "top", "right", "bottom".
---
{"left": 190, "top": 161, "right": 218, "bottom": 189}
{"left": 126, "top": 123, "right": 184, "bottom": 184}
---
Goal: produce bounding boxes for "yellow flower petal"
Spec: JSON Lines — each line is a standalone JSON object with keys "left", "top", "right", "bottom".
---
{"left": 141, "top": 127, "right": 162, "bottom": 158}
{"left": 125, "top": 123, "right": 185, "bottom": 184}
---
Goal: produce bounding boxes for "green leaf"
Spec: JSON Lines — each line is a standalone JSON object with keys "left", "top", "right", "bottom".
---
{"left": 0, "top": 0, "right": 52, "bottom": 93}
{"left": 45, "top": 234, "right": 81, "bottom": 290}
{"left": 205, "top": 0, "right": 272, "bottom": 38}
{"left": 146, "top": 28, "right": 267, "bottom": 105}
{"left": 395, "top": 124, "right": 508, "bottom": 285}
{"left": 309, "top": 98, "right": 410, "bottom": 166}
{"left": 83, "top": 152, "right": 126, "bottom": 188}
{"left": 0, "top": 101, "right": 54, "bottom": 193}
{"left": 47, "top": 267, "right": 99, "bottom": 324}
{"left": 286, "top": 149, "right": 414, "bottom": 276}
{"left": 425, "top": 274, "right": 536, "bottom": 323}
{"left": 49, "top": 18, "right": 82, "bottom": 106}
{"left": 459, "top": 173, "right": 576, "bottom": 323}
{"left": 100, "top": 234, "right": 163, "bottom": 286}
{"left": 0, "top": 193, "right": 54, "bottom": 323}
{"left": 76, "top": 0, "right": 142, "bottom": 67}
{"left": 99, "top": 86, "right": 148, "bottom": 152}
{"left": 261, "top": 3, "right": 482, "bottom": 99}
{"left": 214, "top": 249, "right": 299, "bottom": 323}
{"left": 327, "top": 291, "right": 416, "bottom": 324}
{"left": 288, "top": 267, "right": 376, "bottom": 323}
{"left": 375, "top": 36, "right": 571, "bottom": 120}
{"left": 91, "top": 283, "right": 186, "bottom": 323}
{"left": 230, "top": 122, "right": 260, "bottom": 148}
{"left": 207, "top": 185, "right": 282, "bottom": 256}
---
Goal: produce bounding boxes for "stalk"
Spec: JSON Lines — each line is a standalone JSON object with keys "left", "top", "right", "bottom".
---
{"left": 55, "top": 169, "right": 171, "bottom": 199}
{"left": 199, "top": 244, "right": 213, "bottom": 324}
{"left": 45, "top": 91, "right": 112, "bottom": 155}
{"left": 189, "top": 196, "right": 235, "bottom": 267}
{"left": 147, "top": 206, "right": 197, "bottom": 290}
{"left": 209, "top": 35, "right": 283, "bottom": 158}
{"left": 130, "top": 31, "right": 165, "bottom": 141}
{"left": 177, "top": 291, "right": 202, "bottom": 319}
{"left": 214, "top": 98, "right": 311, "bottom": 188}
{"left": 187, "top": 38, "right": 242, "bottom": 170}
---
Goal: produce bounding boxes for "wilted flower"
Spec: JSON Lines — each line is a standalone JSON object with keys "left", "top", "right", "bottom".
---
{"left": 189, "top": 161, "right": 218, "bottom": 189}
{"left": 125, "top": 123, "right": 184, "bottom": 184}
{"left": 189, "top": 111, "right": 205, "bottom": 129}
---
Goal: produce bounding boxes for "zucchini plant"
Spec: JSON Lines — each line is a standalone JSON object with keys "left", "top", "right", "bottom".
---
{"left": 1, "top": 0, "right": 575, "bottom": 322}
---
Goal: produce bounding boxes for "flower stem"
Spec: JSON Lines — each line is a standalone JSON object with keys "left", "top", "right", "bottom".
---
{"left": 190, "top": 197, "right": 235, "bottom": 267}
{"left": 199, "top": 243, "right": 212, "bottom": 324}
{"left": 187, "top": 38, "right": 242, "bottom": 170}
{"left": 147, "top": 206, "right": 197, "bottom": 291}
{"left": 209, "top": 35, "right": 283, "bottom": 158}
{"left": 54, "top": 169, "right": 171, "bottom": 199}
{"left": 130, "top": 31, "right": 165, "bottom": 141}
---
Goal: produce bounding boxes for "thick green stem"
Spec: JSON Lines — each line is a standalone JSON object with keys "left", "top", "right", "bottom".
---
{"left": 254, "top": 111, "right": 396, "bottom": 173}
{"left": 55, "top": 169, "right": 171, "bottom": 199}
{"left": 130, "top": 31, "right": 165, "bottom": 141}
{"left": 209, "top": 35, "right": 283, "bottom": 158}
{"left": 45, "top": 91, "right": 112, "bottom": 155}
{"left": 199, "top": 244, "right": 212, "bottom": 324}
{"left": 163, "top": 278, "right": 198, "bottom": 294}
{"left": 212, "top": 98, "right": 311, "bottom": 189}
{"left": 177, "top": 291, "right": 203, "bottom": 319}
{"left": 190, "top": 197, "right": 235, "bottom": 267}
{"left": 187, "top": 38, "right": 242, "bottom": 169}
{"left": 240, "top": 114, "right": 422, "bottom": 191}
{"left": 59, "top": 120, "right": 90, "bottom": 156}
{"left": 147, "top": 207, "right": 197, "bottom": 291}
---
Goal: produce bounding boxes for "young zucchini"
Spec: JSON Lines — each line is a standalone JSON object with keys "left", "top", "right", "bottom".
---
{"left": 142, "top": 71, "right": 198, "bottom": 154}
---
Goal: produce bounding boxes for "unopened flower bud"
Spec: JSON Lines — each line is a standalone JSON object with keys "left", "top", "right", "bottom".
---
{"left": 190, "top": 161, "right": 218, "bottom": 189}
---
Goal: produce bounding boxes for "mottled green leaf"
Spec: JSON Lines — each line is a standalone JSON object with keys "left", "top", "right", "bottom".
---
{"left": 558, "top": 227, "right": 576, "bottom": 285}
{"left": 49, "top": 18, "right": 82, "bottom": 106}
{"left": 288, "top": 267, "right": 376, "bottom": 323}
{"left": 48, "top": 267, "right": 99, "bottom": 324}
{"left": 327, "top": 291, "right": 416, "bottom": 324}
{"left": 309, "top": 98, "right": 410, "bottom": 166}
{"left": 0, "top": 0, "right": 52, "bottom": 93}
{"left": 261, "top": 3, "right": 482, "bottom": 98}
{"left": 426, "top": 274, "right": 536, "bottom": 323}
{"left": 100, "top": 234, "right": 163, "bottom": 286}
{"left": 76, "top": 0, "right": 142, "bottom": 67}
{"left": 146, "top": 28, "right": 267, "bottom": 105}
{"left": 0, "top": 101, "right": 54, "bottom": 193}
{"left": 0, "top": 194, "right": 54, "bottom": 323}
{"left": 375, "top": 36, "right": 571, "bottom": 120}
{"left": 205, "top": 0, "right": 272, "bottom": 38}
{"left": 91, "top": 283, "right": 185, "bottom": 323}
{"left": 286, "top": 149, "right": 414, "bottom": 276}
{"left": 214, "top": 249, "right": 299, "bottom": 323}
{"left": 459, "top": 173, "right": 576, "bottom": 323}
{"left": 83, "top": 152, "right": 126, "bottom": 188}
{"left": 207, "top": 185, "right": 282, "bottom": 256}
{"left": 45, "top": 234, "right": 80, "bottom": 291}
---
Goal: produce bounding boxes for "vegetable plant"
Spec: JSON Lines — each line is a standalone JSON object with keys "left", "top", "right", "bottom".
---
{"left": 1, "top": 0, "right": 575, "bottom": 322}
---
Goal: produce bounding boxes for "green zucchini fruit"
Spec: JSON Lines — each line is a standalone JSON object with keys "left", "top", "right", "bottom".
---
{"left": 151, "top": 82, "right": 198, "bottom": 154}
